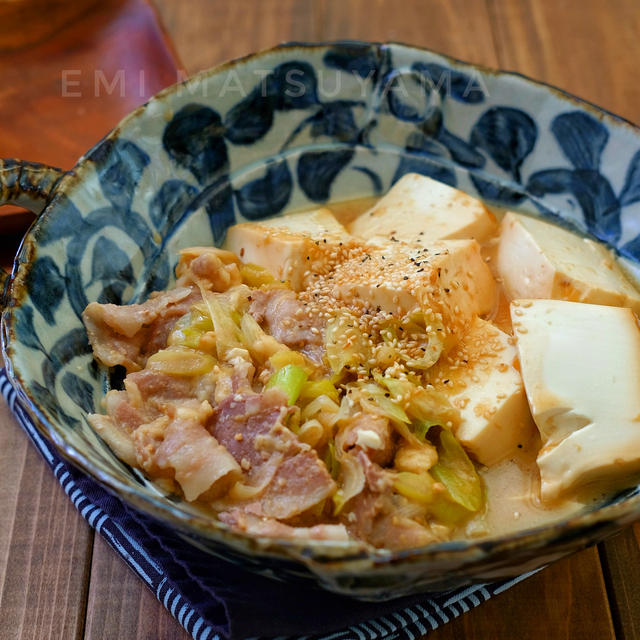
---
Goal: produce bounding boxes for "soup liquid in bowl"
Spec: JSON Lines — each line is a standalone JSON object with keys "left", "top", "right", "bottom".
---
{"left": 84, "top": 179, "right": 640, "bottom": 551}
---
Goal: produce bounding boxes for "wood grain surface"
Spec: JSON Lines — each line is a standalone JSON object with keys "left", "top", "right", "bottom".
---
{"left": 0, "top": 0, "right": 180, "bottom": 263}
{"left": 2, "top": 1, "right": 640, "bottom": 638}
{"left": 0, "top": 391, "right": 93, "bottom": 640}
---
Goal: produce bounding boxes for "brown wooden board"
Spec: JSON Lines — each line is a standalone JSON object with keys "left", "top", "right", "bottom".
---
{"left": 0, "top": 396, "right": 93, "bottom": 640}
{"left": 487, "top": 3, "right": 640, "bottom": 637}
{"left": 84, "top": 536, "right": 187, "bottom": 640}
{"left": 486, "top": 0, "right": 640, "bottom": 125}
{"left": 0, "top": 0, "right": 180, "bottom": 266}
{"left": 3, "top": 0, "right": 640, "bottom": 637}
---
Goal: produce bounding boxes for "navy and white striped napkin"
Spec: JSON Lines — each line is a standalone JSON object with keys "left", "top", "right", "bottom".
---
{"left": 1, "top": 368, "right": 535, "bottom": 640}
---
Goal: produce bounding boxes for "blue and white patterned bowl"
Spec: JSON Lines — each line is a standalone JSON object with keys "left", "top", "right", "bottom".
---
{"left": 3, "top": 41, "right": 640, "bottom": 599}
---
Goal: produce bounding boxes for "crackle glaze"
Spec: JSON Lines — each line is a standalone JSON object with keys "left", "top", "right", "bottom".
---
{"left": 4, "top": 42, "right": 640, "bottom": 598}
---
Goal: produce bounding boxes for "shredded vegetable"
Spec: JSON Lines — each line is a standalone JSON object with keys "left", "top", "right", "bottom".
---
{"left": 129, "top": 236, "right": 493, "bottom": 547}
{"left": 332, "top": 452, "right": 365, "bottom": 515}
{"left": 299, "top": 378, "right": 340, "bottom": 403}
{"left": 200, "top": 292, "right": 244, "bottom": 359}
{"left": 413, "top": 419, "right": 439, "bottom": 441}
{"left": 266, "top": 364, "right": 309, "bottom": 404}
{"left": 393, "top": 472, "right": 436, "bottom": 504}
{"left": 240, "top": 312, "right": 285, "bottom": 363}
{"left": 268, "top": 349, "right": 315, "bottom": 375}
{"left": 432, "top": 430, "right": 484, "bottom": 514}
{"left": 375, "top": 373, "right": 459, "bottom": 428}
{"left": 147, "top": 346, "right": 216, "bottom": 376}
{"left": 354, "top": 381, "right": 410, "bottom": 425}
{"left": 239, "top": 263, "right": 280, "bottom": 288}
{"left": 168, "top": 310, "right": 214, "bottom": 350}
{"left": 325, "top": 310, "right": 371, "bottom": 374}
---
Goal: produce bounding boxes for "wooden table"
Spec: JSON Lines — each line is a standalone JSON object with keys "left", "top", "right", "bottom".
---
{"left": 2, "top": 1, "right": 640, "bottom": 638}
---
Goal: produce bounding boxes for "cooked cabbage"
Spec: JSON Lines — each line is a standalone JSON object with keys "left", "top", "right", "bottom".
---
{"left": 432, "top": 430, "right": 484, "bottom": 514}
{"left": 266, "top": 364, "right": 309, "bottom": 404}
{"left": 325, "top": 310, "right": 371, "bottom": 374}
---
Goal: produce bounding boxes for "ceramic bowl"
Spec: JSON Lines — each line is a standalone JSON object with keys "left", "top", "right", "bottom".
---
{"left": 3, "top": 41, "right": 640, "bottom": 600}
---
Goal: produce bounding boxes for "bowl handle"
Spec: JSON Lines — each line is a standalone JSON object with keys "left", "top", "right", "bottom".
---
{"left": 0, "top": 159, "right": 67, "bottom": 305}
{"left": 0, "top": 159, "right": 66, "bottom": 213}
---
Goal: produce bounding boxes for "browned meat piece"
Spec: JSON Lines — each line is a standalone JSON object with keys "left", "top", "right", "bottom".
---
{"left": 210, "top": 388, "right": 336, "bottom": 519}
{"left": 87, "top": 413, "right": 137, "bottom": 466}
{"left": 259, "top": 449, "right": 333, "bottom": 519}
{"left": 127, "top": 369, "right": 199, "bottom": 403}
{"left": 248, "top": 289, "right": 325, "bottom": 362}
{"left": 155, "top": 415, "right": 241, "bottom": 501}
{"left": 218, "top": 511, "right": 349, "bottom": 541}
{"left": 176, "top": 246, "right": 242, "bottom": 292}
{"left": 104, "top": 389, "right": 149, "bottom": 432}
{"left": 341, "top": 451, "right": 442, "bottom": 549}
{"left": 83, "top": 287, "right": 200, "bottom": 371}
{"left": 211, "top": 388, "right": 289, "bottom": 486}
{"left": 346, "top": 488, "right": 443, "bottom": 550}
{"left": 100, "top": 370, "right": 206, "bottom": 435}
{"left": 341, "top": 411, "right": 394, "bottom": 466}
{"left": 131, "top": 412, "right": 241, "bottom": 501}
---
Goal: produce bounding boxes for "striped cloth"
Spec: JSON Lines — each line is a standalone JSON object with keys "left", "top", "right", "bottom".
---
{"left": 1, "top": 369, "right": 536, "bottom": 640}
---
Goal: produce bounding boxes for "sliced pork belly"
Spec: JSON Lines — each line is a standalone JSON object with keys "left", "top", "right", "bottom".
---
{"left": 153, "top": 414, "right": 241, "bottom": 501}
{"left": 210, "top": 388, "right": 336, "bottom": 519}
{"left": 100, "top": 369, "right": 211, "bottom": 435}
{"left": 83, "top": 287, "right": 200, "bottom": 371}
{"left": 349, "top": 489, "right": 446, "bottom": 549}
{"left": 175, "top": 246, "right": 242, "bottom": 292}
{"left": 340, "top": 412, "right": 394, "bottom": 466}
{"left": 248, "top": 288, "right": 325, "bottom": 357}
{"left": 219, "top": 510, "right": 349, "bottom": 541}
{"left": 340, "top": 451, "right": 444, "bottom": 549}
{"left": 87, "top": 413, "right": 137, "bottom": 467}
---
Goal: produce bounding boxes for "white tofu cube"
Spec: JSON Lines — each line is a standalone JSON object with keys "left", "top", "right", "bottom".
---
{"left": 349, "top": 173, "right": 497, "bottom": 244}
{"left": 511, "top": 299, "right": 640, "bottom": 500}
{"left": 497, "top": 212, "right": 640, "bottom": 314}
{"left": 429, "top": 317, "right": 535, "bottom": 466}
{"left": 259, "top": 207, "right": 347, "bottom": 236}
{"left": 224, "top": 215, "right": 356, "bottom": 291}
{"left": 330, "top": 239, "right": 497, "bottom": 346}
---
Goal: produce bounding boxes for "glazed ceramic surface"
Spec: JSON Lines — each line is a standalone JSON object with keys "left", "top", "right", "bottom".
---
{"left": 4, "top": 42, "right": 640, "bottom": 599}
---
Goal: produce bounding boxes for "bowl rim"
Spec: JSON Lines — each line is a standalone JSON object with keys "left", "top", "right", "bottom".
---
{"left": 4, "top": 39, "right": 640, "bottom": 573}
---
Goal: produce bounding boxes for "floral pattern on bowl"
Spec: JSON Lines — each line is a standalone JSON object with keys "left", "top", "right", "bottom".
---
{"left": 3, "top": 41, "right": 640, "bottom": 598}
